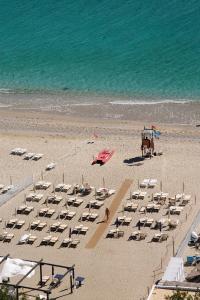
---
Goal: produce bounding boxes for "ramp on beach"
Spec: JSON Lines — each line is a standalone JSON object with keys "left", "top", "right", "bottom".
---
{"left": 86, "top": 179, "right": 133, "bottom": 249}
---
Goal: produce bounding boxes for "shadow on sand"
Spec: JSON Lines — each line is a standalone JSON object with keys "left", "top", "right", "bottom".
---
{"left": 123, "top": 156, "right": 145, "bottom": 166}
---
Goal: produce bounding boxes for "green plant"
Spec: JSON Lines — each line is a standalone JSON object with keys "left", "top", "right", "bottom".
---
{"left": 165, "top": 291, "right": 200, "bottom": 300}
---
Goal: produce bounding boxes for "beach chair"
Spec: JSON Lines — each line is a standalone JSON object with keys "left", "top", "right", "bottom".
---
{"left": 145, "top": 218, "right": 154, "bottom": 227}
{"left": 57, "top": 223, "right": 68, "bottom": 232}
{"left": 132, "top": 190, "right": 140, "bottom": 199}
{"left": 49, "top": 274, "right": 64, "bottom": 288}
{"left": 130, "top": 231, "right": 147, "bottom": 241}
{"left": 124, "top": 202, "right": 132, "bottom": 212}
{"left": 43, "top": 182, "right": 51, "bottom": 189}
{"left": 40, "top": 275, "right": 50, "bottom": 286}
{"left": 67, "top": 197, "right": 76, "bottom": 206}
{"left": 32, "top": 153, "right": 43, "bottom": 161}
{"left": 7, "top": 218, "right": 18, "bottom": 228}
{"left": 26, "top": 193, "right": 35, "bottom": 201}
{"left": 49, "top": 236, "right": 59, "bottom": 246}
{"left": 47, "top": 195, "right": 55, "bottom": 204}
{"left": 140, "top": 179, "right": 150, "bottom": 188}
{"left": 55, "top": 184, "right": 64, "bottom": 192}
{"left": 146, "top": 203, "right": 154, "bottom": 213}
{"left": 27, "top": 235, "right": 37, "bottom": 244}
{"left": 0, "top": 232, "right": 8, "bottom": 241}
{"left": 106, "top": 229, "right": 124, "bottom": 238}
{"left": 37, "top": 222, "right": 47, "bottom": 231}
{"left": 62, "top": 184, "right": 72, "bottom": 193}
{"left": 148, "top": 179, "right": 157, "bottom": 188}
{"left": 124, "top": 202, "right": 138, "bottom": 212}
{"left": 88, "top": 213, "right": 98, "bottom": 222}
{"left": 40, "top": 235, "right": 52, "bottom": 246}
{"left": 46, "top": 209, "right": 55, "bottom": 218}
{"left": 53, "top": 196, "right": 63, "bottom": 205}
{"left": 39, "top": 208, "right": 48, "bottom": 217}
{"left": 116, "top": 216, "right": 125, "bottom": 225}
{"left": 15, "top": 220, "right": 25, "bottom": 229}
{"left": 74, "top": 198, "right": 83, "bottom": 207}
{"left": 69, "top": 239, "right": 80, "bottom": 248}
{"left": 80, "top": 212, "right": 89, "bottom": 221}
{"left": 4, "top": 233, "right": 14, "bottom": 242}
{"left": 46, "top": 163, "right": 56, "bottom": 171}
{"left": 24, "top": 206, "right": 34, "bottom": 215}
{"left": 94, "top": 201, "right": 104, "bottom": 209}
{"left": 138, "top": 218, "right": 147, "bottom": 226}
{"left": 123, "top": 217, "right": 132, "bottom": 225}
{"left": 80, "top": 226, "right": 89, "bottom": 235}
{"left": 18, "top": 234, "right": 30, "bottom": 245}
{"left": 138, "top": 191, "right": 147, "bottom": 199}
{"left": 72, "top": 225, "right": 83, "bottom": 235}
{"left": 31, "top": 220, "right": 40, "bottom": 230}
{"left": 59, "top": 210, "right": 69, "bottom": 219}
{"left": 139, "top": 206, "right": 146, "bottom": 214}
{"left": 61, "top": 238, "right": 72, "bottom": 247}
{"left": 50, "top": 222, "right": 61, "bottom": 232}
{"left": 66, "top": 211, "right": 76, "bottom": 220}
{"left": 152, "top": 233, "right": 168, "bottom": 242}
{"left": 17, "top": 205, "right": 27, "bottom": 214}
{"left": 34, "top": 194, "right": 43, "bottom": 202}
{"left": 106, "top": 229, "right": 116, "bottom": 238}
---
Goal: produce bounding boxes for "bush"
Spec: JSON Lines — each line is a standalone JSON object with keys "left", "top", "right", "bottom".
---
{"left": 165, "top": 290, "right": 200, "bottom": 300}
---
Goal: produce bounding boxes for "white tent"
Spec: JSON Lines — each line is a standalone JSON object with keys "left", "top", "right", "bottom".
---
{"left": 0, "top": 258, "right": 36, "bottom": 282}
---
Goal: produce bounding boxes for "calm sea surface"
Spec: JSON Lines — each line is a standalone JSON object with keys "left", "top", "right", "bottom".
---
{"left": 0, "top": 1, "right": 200, "bottom": 102}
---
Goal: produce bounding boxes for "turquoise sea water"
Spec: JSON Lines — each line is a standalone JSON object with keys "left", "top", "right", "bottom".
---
{"left": 0, "top": 0, "right": 200, "bottom": 101}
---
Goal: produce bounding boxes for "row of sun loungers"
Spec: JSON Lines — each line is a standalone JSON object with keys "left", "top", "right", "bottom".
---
{"left": 31, "top": 220, "right": 47, "bottom": 230}
{"left": 153, "top": 192, "right": 169, "bottom": 201}
{"left": 86, "top": 200, "right": 104, "bottom": 209}
{"left": 95, "top": 188, "right": 115, "bottom": 200}
{"left": 168, "top": 206, "right": 183, "bottom": 215}
{"left": 107, "top": 229, "right": 168, "bottom": 242}
{"left": 132, "top": 190, "right": 147, "bottom": 199}
{"left": 47, "top": 195, "right": 63, "bottom": 204}
{"left": 35, "top": 181, "right": 51, "bottom": 190}
{"left": 116, "top": 216, "right": 132, "bottom": 225}
{"left": 0, "top": 232, "right": 14, "bottom": 242}
{"left": 26, "top": 193, "right": 43, "bottom": 202}
{"left": 6, "top": 219, "right": 25, "bottom": 229}
{"left": 67, "top": 197, "right": 83, "bottom": 207}
{"left": 124, "top": 202, "right": 138, "bottom": 212}
{"left": 10, "top": 148, "right": 43, "bottom": 160}
{"left": 24, "top": 153, "right": 43, "bottom": 160}
{"left": 80, "top": 212, "right": 99, "bottom": 222}
{"left": 140, "top": 179, "right": 157, "bottom": 188}
{"left": 17, "top": 205, "right": 34, "bottom": 215}
{"left": 55, "top": 183, "right": 71, "bottom": 193}
{"left": 59, "top": 210, "right": 76, "bottom": 220}
{"left": 38, "top": 208, "right": 55, "bottom": 217}
{"left": 10, "top": 148, "right": 27, "bottom": 155}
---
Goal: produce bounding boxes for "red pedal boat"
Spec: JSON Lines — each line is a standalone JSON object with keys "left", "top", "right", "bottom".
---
{"left": 92, "top": 149, "right": 114, "bottom": 165}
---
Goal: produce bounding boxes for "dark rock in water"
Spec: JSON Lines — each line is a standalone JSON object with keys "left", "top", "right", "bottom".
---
{"left": 62, "top": 87, "right": 69, "bottom": 91}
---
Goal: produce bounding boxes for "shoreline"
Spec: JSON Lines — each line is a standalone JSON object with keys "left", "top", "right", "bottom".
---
{"left": 0, "top": 92, "right": 200, "bottom": 126}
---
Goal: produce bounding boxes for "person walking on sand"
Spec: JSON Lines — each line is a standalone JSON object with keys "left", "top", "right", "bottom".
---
{"left": 105, "top": 207, "right": 110, "bottom": 221}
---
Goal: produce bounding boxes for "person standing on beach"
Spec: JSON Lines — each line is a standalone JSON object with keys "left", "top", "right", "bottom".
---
{"left": 105, "top": 207, "right": 110, "bottom": 221}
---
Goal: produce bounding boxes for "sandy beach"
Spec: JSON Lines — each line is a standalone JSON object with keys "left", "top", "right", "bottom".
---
{"left": 0, "top": 98, "right": 199, "bottom": 300}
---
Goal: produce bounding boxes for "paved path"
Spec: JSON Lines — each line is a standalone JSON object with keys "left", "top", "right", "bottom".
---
{"left": 85, "top": 179, "right": 133, "bottom": 249}
{"left": 176, "top": 209, "right": 200, "bottom": 257}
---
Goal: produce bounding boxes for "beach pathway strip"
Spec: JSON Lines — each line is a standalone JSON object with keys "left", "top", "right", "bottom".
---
{"left": 86, "top": 179, "right": 133, "bottom": 249}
